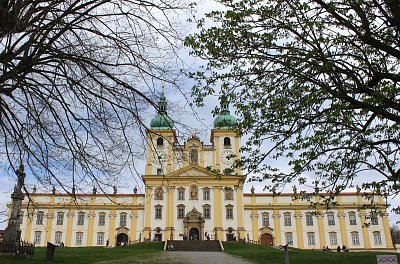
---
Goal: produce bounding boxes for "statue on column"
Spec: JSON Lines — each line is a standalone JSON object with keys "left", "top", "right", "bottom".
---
{"left": 4, "top": 163, "right": 26, "bottom": 245}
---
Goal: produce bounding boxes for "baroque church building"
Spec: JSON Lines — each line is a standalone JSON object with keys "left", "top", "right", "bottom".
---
{"left": 16, "top": 93, "right": 393, "bottom": 250}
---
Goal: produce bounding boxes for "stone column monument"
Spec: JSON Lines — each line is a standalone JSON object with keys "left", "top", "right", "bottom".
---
{"left": 4, "top": 164, "right": 26, "bottom": 243}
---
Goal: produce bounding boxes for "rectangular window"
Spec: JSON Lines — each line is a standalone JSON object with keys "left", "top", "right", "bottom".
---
{"left": 76, "top": 232, "right": 83, "bottom": 245}
{"left": 120, "top": 214, "right": 127, "bottom": 227}
{"left": 34, "top": 231, "right": 41, "bottom": 244}
{"left": 327, "top": 213, "right": 335, "bottom": 226}
{"left": 155, "top": 208, "right": 162, "bottom": 219}
{"left": 306, "top": 214, "right": 313, "bottom": 226}
{"left": 36, "top": 212, "right": 44, "bottom": 225}
{"left": 203, "top": 208, "right": 210, "bottom": 219}
{"left": 178, "top": 190, "right": 185, "bottom": 200}
{"left": 351, "top": 232, "right": 360, "bottom": 245}
{"left": 77, "top": 212, "right": 85, "bottom": 225}
{"left": 262, "top": 214, "right": 269, "bottom": 226}
{"left": 307, "top": 233, "right": 315, "bottom": 245}
{"left": 285, "top": 233, "right": 293, "bottom": 245}
{"left": 55, "top": 232, "right": 62, "bottom": 244}
{"left": 97, "top": 232, "right": 104, "bottom": 245}
{"left": 226, "top": 208, "right": 233, "bottom": 219}
{"left": 373, "top": 232, "right": 382, "bottom": 245}
{"left": 98, "top": 213, "right": 106, "bottom": 226}
{"left": 178, "top": 208, "right": 185, "bottom": 219}
{"left": 329, "top": 232, "right": 337, "bottom": 245}
{"left": 203, "top": 190, "right": 210, "bottom": 200}
{"left": 57, "top": 212, "right": 64, "bottom": 225}
{"left": 284, "top": 214, "right": 291, "bottom": 226}
{"left": 349, "top": 213, "right": 357, "bottom": 225}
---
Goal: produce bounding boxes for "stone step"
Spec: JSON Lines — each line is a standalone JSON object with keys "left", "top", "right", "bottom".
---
{"left": 166, "top": 240, "right": 222, "bottom": 252}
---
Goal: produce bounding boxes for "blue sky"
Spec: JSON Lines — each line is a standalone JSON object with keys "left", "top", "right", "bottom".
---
{"left": 1, "top": 0, "right": 399, "bottom": 230}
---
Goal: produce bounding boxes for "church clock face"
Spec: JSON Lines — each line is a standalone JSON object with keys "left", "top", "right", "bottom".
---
{"left": 221, "top": 150, "right": 234, "bottom": 165}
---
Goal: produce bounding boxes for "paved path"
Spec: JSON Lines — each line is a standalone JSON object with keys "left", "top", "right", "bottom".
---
{"left": 160, "top": 251, "right": 253, "bottom": 264}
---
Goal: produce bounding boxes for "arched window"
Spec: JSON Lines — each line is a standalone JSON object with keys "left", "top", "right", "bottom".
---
{"left": 349, "top": 211, "right": 357, "bottom": 225}
{"left": 36, "top": 211, "right": 44, "bottom": 225}
{"left": 156, "top": 137, "right": 163, "bottom": 146}
{"left": 203, "top": 204, "right": 211, "bottom": 219}
{"left": 98, "top": 212, "right": 106, "bottom": 226}
{"left": 373, "top": 231, "right": 382, "bottom": 245}
{"left": 224, "top": 137, "right": 231, "bottom": 147}
{"left": 55, "top": 231, "right": 62, "bottom": 244}
{"left": 177, "top": 204, "right": 185, "bottom": 219}
{"left": 327, "top": 212, "right": 335, "bottom": 225}
{"left": 284, "top": 212, "right": 292, "bottom": 226}
{"left": 56, "top": 211, "right": 64, "bottom": 225}
{"left": 120, "top": 213, "right": 127, "bottom": 227}
{"left": 305, "top": 212, "right": 313, "bottom": 226}
{"left": 351, "top": 231, "right": 360, "bottom": 245}
{"left": 262, "top": 212, "right": 269, "bottom": 226}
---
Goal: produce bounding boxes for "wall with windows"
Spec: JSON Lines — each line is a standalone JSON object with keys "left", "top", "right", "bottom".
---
{"left": 243, "top": 193, "right": 393, "bottom": 250}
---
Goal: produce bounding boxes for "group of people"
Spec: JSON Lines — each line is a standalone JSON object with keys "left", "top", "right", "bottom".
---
{"left": 322, "top": 245, "right": 349, "bottom": 252}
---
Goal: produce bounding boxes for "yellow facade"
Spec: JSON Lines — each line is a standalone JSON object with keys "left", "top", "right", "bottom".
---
{"left": 14, "top": 99, "right": 394, "bottom": 251}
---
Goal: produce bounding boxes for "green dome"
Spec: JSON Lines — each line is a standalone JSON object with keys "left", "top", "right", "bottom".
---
{"left": 213, "top": 101, "right": 237, "bottom": 129}
{"left": 150, "top": 113, "right": 174, "bottom": 129}
{"left": 214, "top": 114, "right": 237, "bottom": 128}
{"left": 150, "top": 91, "right": 174, "bottom": 129}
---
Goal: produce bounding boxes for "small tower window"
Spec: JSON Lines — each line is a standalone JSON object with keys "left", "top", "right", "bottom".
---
{"left": 224, "top": 137, "right": 231, "bottom": 147}
{"left": 157, "top": 137, "right": 163, "bottom": 146}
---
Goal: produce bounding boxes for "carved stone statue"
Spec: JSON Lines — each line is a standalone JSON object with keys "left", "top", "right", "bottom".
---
{"left": 250, "top": 186, "right": 255, "bottom": 195}
{"left": 271, "top": 185, "right": 277, "bottom": 195}
{"left": 16, "top": 164, "right": 25, "bottom": 191}
{"left": 190, "top": 185, "right": 198, "bottom": 199}
{"left": 113, "top": 185, "right": 117, "bottom": 194}
{"left": 292, "top": 185, "right": 297, "bottom": 195}
{"left": 356, "top": 185, "right": 361, "bottom": 194}
{"left": 189, "top": 149, "right": 198, "bottom": 165}
{"left": 133, "top": 186, "right": 138, "bottom": 194}
{"left": 225, "top": 187, "right": 233, "bottom": 200}
{"left": 92, "top": 186, "right": 97, "bottom": 195}
{"left": 4, "top": 163, "right": 26, "bottom": 243}
{"left": 52, "top": 186, "right": 56, "bottom": 195}
{"left": 155, "top": 187, "right": 163, "bottom": 200}
{"left": 32, "top": 185, "right": 37, "bottom": 194}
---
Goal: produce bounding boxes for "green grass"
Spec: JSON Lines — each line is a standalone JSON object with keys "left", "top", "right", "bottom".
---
{"left": 2, "top": 242, "right": 399, "bottom": 264}
{"left": 1, "top": 242, "right": 165, "bottom": 264}
{"left": 222, "top": 242, "right": 400, "bottom": 264}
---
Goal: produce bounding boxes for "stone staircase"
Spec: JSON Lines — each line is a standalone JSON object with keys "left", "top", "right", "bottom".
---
{"left": 165, "top": 240, "right": 222, "bottom": 252}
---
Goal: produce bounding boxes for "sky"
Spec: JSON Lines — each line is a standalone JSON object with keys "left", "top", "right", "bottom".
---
{"left": 1, "top": 0, "right": 399, "bottom": 230}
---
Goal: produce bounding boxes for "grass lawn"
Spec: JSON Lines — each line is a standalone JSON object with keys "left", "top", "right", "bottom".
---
{"left": 1, "top": 242, "right": 165, "bottom": 264}
{"left": 223, "top": 242, "right": 400, "bottom": 264}
{"left": 2, "top": 241, "right": 399, "bottom": 264}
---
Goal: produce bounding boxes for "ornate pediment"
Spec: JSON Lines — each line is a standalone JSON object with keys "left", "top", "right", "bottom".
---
{"left": 168, "top": 165, "right": 216, "bottom": 178}
{"left": 183, "top": 207, "right": 205, "bottom": 223}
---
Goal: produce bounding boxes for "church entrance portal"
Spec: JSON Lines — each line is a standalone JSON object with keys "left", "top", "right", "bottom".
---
{"left": 189, "top": 228, "right": 199, "bottom": 240}
{"left": 183, "top": 207, "right": 205, "bottom": 240}
{"left": 116, "top": 233, "right": 128, "bottom": 246}
{"left": 260, "top": 233, "right": 274, "bottom": 246}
